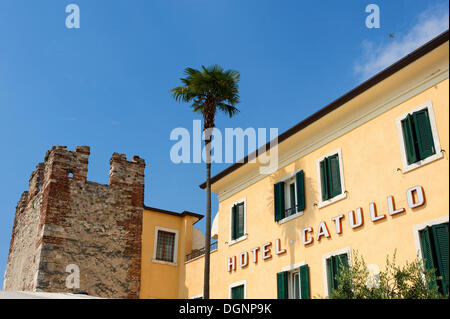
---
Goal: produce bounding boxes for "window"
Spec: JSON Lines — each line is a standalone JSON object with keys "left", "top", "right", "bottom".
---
{"left": 287, "top": 180, "right": 296, "bottom": 216}
{"left": 231, "top": 285, "right": 245, "bottom": 299}
{"left": 401, "top": 109, "right": 435, "bottom": 164}
{"left": 419, "top": 223, "right": 449, "bottom": 296}
{"left": 320, "top": 154, "right": 341, "bottom": 200}
{"left": 156, "top": 230, "right": 176, "bottom": 262}
{"left": 274, "top": 170, "right": 305, "bottom": 222}
{"left": 231, "top": 202, "right": 244, "bottom": 240}
{"left": 230, "top": 199, "right": 246, "bottom": 244}
{"left": 277, "top": 265, "right": 310, "bottom": 299}
{"left": 317, "top": 149, "right": 346, "bottom": 208}
{"left": 292, "top": 271, "right": 301, "bottom": 299}
{"left": 396, "top": 101, "right": 443, "bottom": 172}
{"left": 152, "top": 226, "right": 179, "bottom": 265}
{"left": 229, "top": 281, "right": 246, "bottom": 299}
{"left": 326, "top": 253, "right": 349, "bottom": 296}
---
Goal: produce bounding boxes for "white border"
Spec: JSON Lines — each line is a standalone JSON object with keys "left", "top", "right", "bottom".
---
{"left": 229, "top": 280, "right": 247, "bottom": 299}
{"left": 228, "top": 197, "right": 247, "bottom": 246}
{"left": 189, "top": 294, "right": 204, "bottom": 299}
{"left": 413, "top": 216, "right": 449, "bottom": 263}
{"left": 152, "top": 226, "right": 179, "bottom": 266}
{"left": 396, "top": 100, "right": 443, "bottom": 173}
{"left": 322, "top": 247, "right": 352, "bottom": 297}
{"left": 277, "top": 169, "right": 301, "bottom": 183}
{"left": 281, "top": 261, "right": 307, "bottom": 299}
{"left": 316, "top": 148, "right": 347, "bottom": 208}
{"left": 281, "top": 261, "right": 306, "bottom": 272}
{"left": 278, "top": 211, "right": 304, "bottom": 225}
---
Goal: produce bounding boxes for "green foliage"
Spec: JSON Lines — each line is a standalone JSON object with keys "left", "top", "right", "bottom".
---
{"left": 170, "top": 65, "right": 240, "bottom": 128}
{"left": 329, "top": 250, "right": 444, "bottom": 299}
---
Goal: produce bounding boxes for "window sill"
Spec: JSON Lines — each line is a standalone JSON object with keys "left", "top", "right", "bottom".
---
{"left": 318, "top": 192, "right": 347, "bottom": 209}
{"left": 228, "top": 235, "right": 248, "bottom": 247}
{"left": 401, "top": 152, "right": 443, "bottom": 173}
{"left": 152, "top": 259, "right": 178, "bottom": 266}
{"left": 278, "top": 211, "right": 304, "bottom": 225}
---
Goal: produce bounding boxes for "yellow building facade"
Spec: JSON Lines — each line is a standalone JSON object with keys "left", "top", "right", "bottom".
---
{"left": 140, "top": 206, "right": 204, "bottom": 299}
{"left": 140, "top": 31, "right": 449, "bottom": 299}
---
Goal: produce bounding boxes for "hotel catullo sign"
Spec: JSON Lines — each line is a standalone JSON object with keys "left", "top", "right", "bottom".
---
{"left": 227, "top": 185, "right": 425, "bottom": 272}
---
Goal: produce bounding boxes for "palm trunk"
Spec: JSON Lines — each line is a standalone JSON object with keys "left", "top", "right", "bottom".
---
{"left": 203, "top": 131, "right": 212, "bottom": 299}
{"left": 203, "top": 161, "right": 211, "bottom": 299}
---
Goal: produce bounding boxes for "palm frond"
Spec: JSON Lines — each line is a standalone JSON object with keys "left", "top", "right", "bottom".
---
{"left": 170, "top": 64, "right": 241, "bottom": 120}
{"left": 217, "top": 103, "right": 240, "bottom": 118}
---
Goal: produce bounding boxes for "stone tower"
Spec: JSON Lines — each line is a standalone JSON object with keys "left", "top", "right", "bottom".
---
{"left": 3, "top": 146, "right": 145, "bottom": 298}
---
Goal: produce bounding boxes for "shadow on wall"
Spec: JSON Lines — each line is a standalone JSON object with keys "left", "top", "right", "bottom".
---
{"left": 265, "top": 170, "right": 319, "bottom": 274}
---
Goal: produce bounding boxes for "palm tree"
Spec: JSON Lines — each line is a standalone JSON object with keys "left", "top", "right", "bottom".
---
{"left": 171, "top": 65, "right": 240, "bottom": 299}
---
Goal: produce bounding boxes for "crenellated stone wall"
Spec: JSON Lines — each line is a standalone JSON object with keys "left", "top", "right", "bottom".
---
{"left": 4, "top": 146, "right": 145, "bottom": 298}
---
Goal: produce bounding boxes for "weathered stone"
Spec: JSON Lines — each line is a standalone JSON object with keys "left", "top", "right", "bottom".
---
{"left": 3, "top": 146, "right": 145, "bottom": 299}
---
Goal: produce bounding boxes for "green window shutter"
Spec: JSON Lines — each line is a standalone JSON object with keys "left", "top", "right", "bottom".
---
{"left": 401, "top": 115, "right": 419, "bottom": 164}
{"left": 327, "top": 254, "right": 348, "bottom": 296}
{"left": 413, "top": 109, "right": 436, "bottom": 160}
{"left": 276, "top": 271, "right": 289, "bottom": 299}
{"left": 237, "top": 203, "right": 245, "bottom": 238}
{"left": 326, "top": 257, "right": 335, "bottom": 296}
{"left": 231, "top": 286, "right": 237, "bottom": 299}
{"left": 327, "top": 154, "right": 342, "bottom": 198}
{"left": 231, "top": 205, "right": 237, "bottom": 240}
{"left": 231, "top": 285, "right": 244, "bottom": 299}
{"left": 274, "top": 182, "right": 285, "bottom": 221}
{"left": 299, "top": 264, "right": 310, "bottom": 299}
{"left": 296, "top": 170, "right": 305, "bottom": 212}
{"left": 320, "top": 159, "right": 329, "bottom": 201}
{"left": 335, "top": 253, "right": 348, "bottom": 289}
{"left": 274, "top": 183, "right": 278, "bottom": 221}
{"left": 432, "top": 223, "right": 449, "bottom": 296}
{"left": 419, "top": 227, "right": 438, "bottom": 290}
{"left": 232, "top": 203, "right": 245, "bottom": 239}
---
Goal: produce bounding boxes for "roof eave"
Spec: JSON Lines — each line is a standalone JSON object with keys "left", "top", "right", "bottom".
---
{"left": 199, "top": 29, "right": 450, "bottom": 190}
{"left": 143, "top": 205, "right": 204, "bottom": 221}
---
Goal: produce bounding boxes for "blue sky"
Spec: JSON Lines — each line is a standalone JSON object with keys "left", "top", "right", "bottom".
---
{"left": 0, "top": 0, "right": 448, "bottom": 286}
